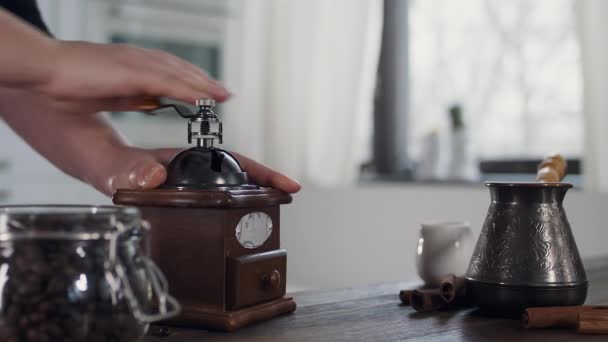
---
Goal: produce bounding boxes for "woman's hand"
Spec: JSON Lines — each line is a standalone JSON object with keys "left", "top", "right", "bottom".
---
{"left": 0, "top": 9, "right": 298, "bottom": 196}
{"left": 38, "top": 41, "right": 230, "bottom": 105}
{"left": 0, "top": 88, "right": 300, "bottom": 197}
{"left": 96, "top": 147, "right": 301, "bottom": 196}
{"left": 0, "top": 9, "right": 228, "bottom": 107}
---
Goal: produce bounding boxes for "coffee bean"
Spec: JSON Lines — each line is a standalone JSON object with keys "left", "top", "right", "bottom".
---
{"left": 0, "top": 236, "right": 148, "bottom": 342}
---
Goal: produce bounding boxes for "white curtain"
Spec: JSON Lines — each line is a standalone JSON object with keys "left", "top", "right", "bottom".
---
{"left": 577, "top": 0, "right": 608, "bottom": 192}
{"left": 222, "top": 0, "right": 383, "bottom": 186}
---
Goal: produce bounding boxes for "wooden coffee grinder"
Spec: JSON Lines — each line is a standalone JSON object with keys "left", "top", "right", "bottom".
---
{"left": 113, "top": 99, "right": 296, "bottom": 331}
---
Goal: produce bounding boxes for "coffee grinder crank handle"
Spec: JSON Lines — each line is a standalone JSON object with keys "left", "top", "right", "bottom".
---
{"left": 135, "top": 96, "right": 224, "bottom": 148}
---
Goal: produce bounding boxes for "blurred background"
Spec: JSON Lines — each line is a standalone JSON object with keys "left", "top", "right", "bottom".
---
{"left": 1, "top": 0, "right": 608, "bottom": 291}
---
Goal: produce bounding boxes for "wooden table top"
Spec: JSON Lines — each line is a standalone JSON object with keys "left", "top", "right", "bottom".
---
{"left": 144, "top": 257, "right": 608, "bottom": 341}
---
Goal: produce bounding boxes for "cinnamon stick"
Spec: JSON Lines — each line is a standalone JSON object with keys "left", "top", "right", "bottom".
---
{"left": 400, "top": 274, "right": 470, "bottom": 312}
{"left": 410, "top": 289, "right": 445, "bottom": 312}
{"left": 523, "top": 306, "right": 608, "bottom": 329}
{"left": 439, "top": 274, "right": 466, "bottom": 303}
{"left": 578, "top": 310, "right": 608, "bottom": 334}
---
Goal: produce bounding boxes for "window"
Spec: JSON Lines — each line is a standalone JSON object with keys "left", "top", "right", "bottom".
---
{"left": 373, "top": 0, "right": 583, "bottom": 180}
{"left": 410, "top": 0, "right": 581, "bottom": 159}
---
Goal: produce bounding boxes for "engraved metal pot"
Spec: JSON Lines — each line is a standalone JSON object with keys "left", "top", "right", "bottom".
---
{"left": 465, "top": 182, "right": 587, "bottom": 316}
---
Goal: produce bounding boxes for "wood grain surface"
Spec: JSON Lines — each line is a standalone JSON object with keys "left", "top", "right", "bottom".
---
{"left": 144, "top": 256, "right": 608, "bottom": 341}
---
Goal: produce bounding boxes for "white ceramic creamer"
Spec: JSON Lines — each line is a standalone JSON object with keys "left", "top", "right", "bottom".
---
{"left": 416, "top": 221, "right": 474, "bottom": 287}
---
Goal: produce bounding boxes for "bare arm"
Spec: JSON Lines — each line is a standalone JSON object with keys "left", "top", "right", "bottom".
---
{"left": 0, "top": 8, "right": 56, "bottom": 88}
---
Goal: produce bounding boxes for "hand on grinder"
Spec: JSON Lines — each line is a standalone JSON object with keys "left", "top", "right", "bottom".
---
{"left": 99, "top": 148, "right": 302, "bottom": 196}
{"left": 0, "top": 88, "right": 301, "bottom": 196}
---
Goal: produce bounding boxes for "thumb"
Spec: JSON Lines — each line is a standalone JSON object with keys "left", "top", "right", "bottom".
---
{"left": 104, "top": 158, "right": 167, "bottom": 195}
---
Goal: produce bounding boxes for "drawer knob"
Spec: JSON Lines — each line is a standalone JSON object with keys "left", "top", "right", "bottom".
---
{"left": 262, "top": 270, "right": 281, "bottom": 290}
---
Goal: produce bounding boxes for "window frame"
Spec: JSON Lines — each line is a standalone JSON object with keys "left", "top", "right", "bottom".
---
{"left": 371, "top": 0, "right": 582, "bottom": 181}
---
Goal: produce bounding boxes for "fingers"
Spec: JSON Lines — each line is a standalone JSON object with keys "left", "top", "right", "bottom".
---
{"left": 99, "top": 148, "right": 179, "bottom": 196}
{"left": 99, "top": 147, "right": 300, "bottom": 196}
{"left": 231, "top": 152, "right": 302, "bottom": 193}
{"left": 127, "top": 46, "right": 230, "bottom": 104}
{"left": 42, "top": 41, "right": 230, "bottom": 105}
{"left": 152, "top": 49, "right": 224, "bottom": 91}
{"left": 52, "top": 96, "right": 164, "bottom": 114}
{"left": 101, "top": 151, "right": 168, "bottom": 196}
{"left": 152, "top": 149, "right": 301, "bottom": 193}
{"left": 129, "top": 73, "right": 228, "bottom": 105}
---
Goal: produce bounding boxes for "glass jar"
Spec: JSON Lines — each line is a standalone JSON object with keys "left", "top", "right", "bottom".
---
{"left": 0, "top": 205, "right": 180, "bottom": 342}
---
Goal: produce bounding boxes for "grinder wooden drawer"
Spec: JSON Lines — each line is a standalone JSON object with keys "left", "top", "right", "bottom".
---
{"left": 226, "top": 249, "right": 287, "bottom": 310}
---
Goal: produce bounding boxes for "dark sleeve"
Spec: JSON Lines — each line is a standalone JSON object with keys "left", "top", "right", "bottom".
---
{"left": 0, "top": 0, "right": 51, "bottom": 36}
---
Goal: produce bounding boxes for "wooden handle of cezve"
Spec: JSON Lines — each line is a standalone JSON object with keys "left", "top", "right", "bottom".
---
{"left": 536, "top": 154, "right": 567, "bottom": 183}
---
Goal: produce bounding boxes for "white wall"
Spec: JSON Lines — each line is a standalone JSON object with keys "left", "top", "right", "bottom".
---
{"left": 282, "top": 183, "right": 608, "bottom": 291}
{"left": 0, "top": 121, "right": 109, "bottom": 205}
{"left": 578, "top": 0, "right": 608, "bottom": 192}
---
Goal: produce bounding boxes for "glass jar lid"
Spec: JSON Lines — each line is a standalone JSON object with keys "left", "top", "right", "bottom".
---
{"left": 0, "top": 205, "right": 140, "bottom": 241}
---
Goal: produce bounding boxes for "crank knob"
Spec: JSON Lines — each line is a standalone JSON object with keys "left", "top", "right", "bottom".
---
{"left": 196, "top": 98, "right": 216, "bottom": 107}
